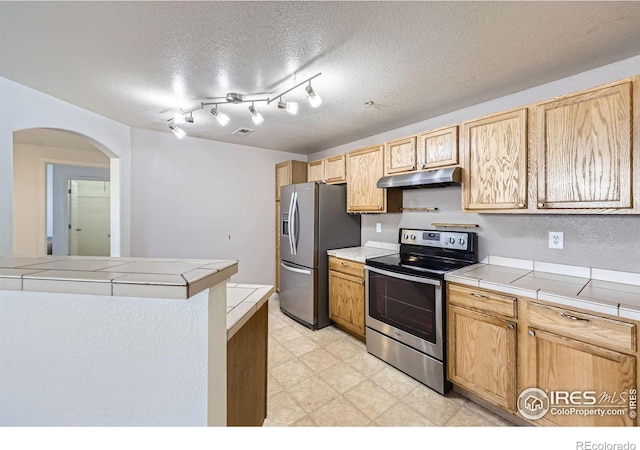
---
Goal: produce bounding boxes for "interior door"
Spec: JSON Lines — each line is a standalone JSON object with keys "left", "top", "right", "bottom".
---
{"left": 68, "top": 180, "right": 79, "bottom": 255}
{"left": 69, "top": 179, "right": 111, "bottom": 256}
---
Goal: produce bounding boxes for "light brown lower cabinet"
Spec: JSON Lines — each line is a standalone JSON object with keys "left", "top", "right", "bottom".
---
{"left": 448, "top": 305, "right": 517, "bottom": 412}
{"left": 447, "top": 284, "right": 518, "bottom": 412}
{"left": 227, "top": 302, "right": 268, "bottom": 426}
{"left": 526, "top": 327, "right": 636, "bottom": 427}
{"left": 328, "top": 256, "right": 365, "bottom": 340}
{"left": 447, "top": 282, "right": 639, "bottom": 427}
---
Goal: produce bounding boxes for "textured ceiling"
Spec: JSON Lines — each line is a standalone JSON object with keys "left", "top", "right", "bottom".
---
{"left": 2, "top": 1, "right": 640, "bottom": 154}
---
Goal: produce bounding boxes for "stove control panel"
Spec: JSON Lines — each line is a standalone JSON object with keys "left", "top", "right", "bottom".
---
{"left": 400, "top": 229, "right": 470, "bottom": 251}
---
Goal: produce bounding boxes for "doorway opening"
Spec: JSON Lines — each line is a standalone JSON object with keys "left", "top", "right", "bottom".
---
{"left": 45, "top": 164, "right": 110, "bottom": 256}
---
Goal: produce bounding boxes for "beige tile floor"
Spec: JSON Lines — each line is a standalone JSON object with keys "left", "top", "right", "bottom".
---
{"left": 264, "top": 296, "right": 515, "bottom": 427}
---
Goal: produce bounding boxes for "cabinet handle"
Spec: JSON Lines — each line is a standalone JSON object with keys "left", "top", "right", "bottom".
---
{"left": 340, "top": 262, "right": 350, "bottom": 267}
{"left": 537, "top": 202, "right": 545, "bottom": 208}
{"left": 360, "top": 280, "right": 365, "bottom": 285}
{"left": 470, "top": 291, "right": 490, "bottom": 299}
{"left": 528, "top": 330, "right": 535, "bottom": 337}
{"left": 518, "top": 203, "right": 525, "bottom": 208}
{"left": 559, "top": 312, "right": 591, "bottom": 323}
{"left": 507, "top": 323, "right": 515, "bottom": 331}
{"left": 378, "top": 206, "right": 383, "bottom": 210}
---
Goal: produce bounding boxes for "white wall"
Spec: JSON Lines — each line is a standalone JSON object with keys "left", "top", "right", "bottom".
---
{"left": 0, "top": 76, "right": 132, "bottom": 257}
{"left": 130, "top": 128, "right": 306, "bottom": 284}
{"left": 0, "top": 289, "right": 209, "bottom": 426}
{"left": 13, "top": 143, "right": 109, "bottom": 256}
{"left": 309, "top": 54, "right": 640, "bottom": 273}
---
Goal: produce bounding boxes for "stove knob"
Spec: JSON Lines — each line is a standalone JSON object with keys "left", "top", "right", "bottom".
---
{"left": 403, "top": 234, "right": 409, "bottom": 239}
{"left": 410, "top": 234, "right": 416, "bottom": 240}
{"left": 458, "top": 238, "right": 466, "bottom": 246}
{"left": 448, "top": 237, "right": 455, "bottom": 244}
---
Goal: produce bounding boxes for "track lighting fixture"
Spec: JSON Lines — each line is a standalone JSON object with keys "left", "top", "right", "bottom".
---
{"left": 249, "top": 103, "right": 264, "bottom": 125}
{"left": 166, "top": 72, "right": 322, "bottom": 138}
{"left": 210, "top": 107, "right": 230, "bottom": 127}
{"left": 168, "top": 123, "right": 186, "bottom": 139}
{"left": 306, "top": 83, "right": 322, "bottom": 108}
{"left": 277, "top": 100, "right": 298, "bottom": 115}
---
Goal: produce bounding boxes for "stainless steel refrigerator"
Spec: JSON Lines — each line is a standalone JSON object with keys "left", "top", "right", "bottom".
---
{"left": 280, "top": 182, "right": 361, "bottom": 329}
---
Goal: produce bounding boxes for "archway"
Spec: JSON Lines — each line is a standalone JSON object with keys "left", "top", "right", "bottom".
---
{"left": 12, "top": 128, "right": 119, "bottom": 257}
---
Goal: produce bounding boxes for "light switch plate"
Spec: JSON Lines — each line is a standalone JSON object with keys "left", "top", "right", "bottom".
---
{"left": 549, "top": 231, "right": 563, "bottom": 249}
{"left": 376, "top": 223, "right": 382, "bottom": 233}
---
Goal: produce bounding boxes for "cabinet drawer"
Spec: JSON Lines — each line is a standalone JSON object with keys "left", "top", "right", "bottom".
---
{"left": 528, "top": 302, "right": 636, "bottom": 353}
{"left": 448, "top": 284, "right": 517, "bottom": 319}
{"left": 329, "top": 256, "right": 364, "bottom": 279}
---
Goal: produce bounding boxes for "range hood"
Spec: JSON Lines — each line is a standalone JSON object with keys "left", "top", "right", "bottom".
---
{"left": 376, "top": 166, "right": 462, "bottom": 189}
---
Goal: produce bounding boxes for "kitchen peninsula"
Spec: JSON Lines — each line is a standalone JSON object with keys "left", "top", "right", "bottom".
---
{"left": 0, "top": 256, "right": 238, "bottom": 426}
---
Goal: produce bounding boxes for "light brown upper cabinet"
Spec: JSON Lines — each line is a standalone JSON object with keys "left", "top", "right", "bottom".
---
{"left": 346, "top": 145, "right": 402, "bottom": 213}
{"left": 275, "top": 160, "right": 307, "bottom": 201}
{"left": 307, "top": 159, "right": 325, "bottom": 183}
{"left": 325, "top": 154, "right": 346, "bottom": 184}
{"left": 462, "top": 108, "right": 528, "bottom": 211}
{"left": 417, "top": 125, "right": 459, "bottom": 170}
{"left": 534, "top": 81, "right": 633, "bottom": 211}
{"left": 307, "top": 155, "right": 347, "bottom": 184}
{"left": 384, "top": 136, "right": 417, "bottom": 175}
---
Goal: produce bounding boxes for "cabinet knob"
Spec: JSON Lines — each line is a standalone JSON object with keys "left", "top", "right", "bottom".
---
{"left": 518, "top": 203, "right": 525, "bottom": 208}
{"left": 528, "top": 330, "right": 535, "bottom": 337}
{"left": 421, "top": 164, "right": 427, "bottom": 169}
{"left": 411, "top": 165, "right": 415, "bottom": 170}
{"left": 507, "top": 323, "right": 515, "bottom": 331}
{"left": 378, "top": 206, "right": 383, "bottom": 210}
{"left": 537, "top": 202, "right": 545, "bottom": 208}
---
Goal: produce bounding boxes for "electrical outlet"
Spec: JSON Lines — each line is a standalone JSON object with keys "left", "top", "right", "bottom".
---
{"left": 376, "top": 223, "right": 382, "bottom": 233}
{"left": 549, "top": 231, "right": 563, "bottom": 249}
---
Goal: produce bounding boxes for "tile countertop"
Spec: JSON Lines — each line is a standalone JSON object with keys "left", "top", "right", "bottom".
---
{"left": 326, "top": 240, "right": 399, "bottom": 263}
{"left": 226, "top": 283, "right": 274, "bottom": 340}
{"left": 0, "top": 256, "right": 238, "bottom": 299}
{"left": 445, "top": 255, "right": 640, "bottom": 321}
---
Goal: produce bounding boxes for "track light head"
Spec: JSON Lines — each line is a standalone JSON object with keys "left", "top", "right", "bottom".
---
{"left": 168, "top": 123, "right": 186, "bottom": 139}
{"left": 249, "top": 104, "right": 264, "bottom": 125}
{"left": 277, "top": 100, "right": 298, "bottom": 115}
{"left": 306, "top": 84, "right": 322, "bottom": 108}
{"left": 210, "top": 107, "right": 230, "bottom": 126}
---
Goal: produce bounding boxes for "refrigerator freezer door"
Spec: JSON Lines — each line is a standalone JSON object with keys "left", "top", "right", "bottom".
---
{"left": 280, "top": 184, "right": 295, "bottom": 264}
{"left": 279, "top": 261, "right": 316, "bottom": 327}
{"left": 291, "top": 182, "right": 317, "bottom": 268}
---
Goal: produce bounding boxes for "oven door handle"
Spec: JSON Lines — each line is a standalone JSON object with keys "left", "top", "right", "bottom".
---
{"left": 364, "top": 265, "right": 441, "bottom": 286}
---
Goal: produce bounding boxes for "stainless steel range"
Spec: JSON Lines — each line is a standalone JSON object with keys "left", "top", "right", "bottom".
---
{"left": 364, "top": 228, "right": 478, "bottom": 395}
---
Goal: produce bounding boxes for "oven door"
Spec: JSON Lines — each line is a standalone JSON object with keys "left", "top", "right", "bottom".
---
{"left": 365, "top": 265, "right": 443, "bottom": 361}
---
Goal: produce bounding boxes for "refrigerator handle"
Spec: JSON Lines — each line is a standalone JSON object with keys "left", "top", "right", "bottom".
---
{"left": 291, "top": 191, "right": 298, "bottom": 255}
{"left": 287, "top": 191, "right": 295, "bottom": 255}
{"left": 280, "top": 262, "right": 311, "bottom": 275}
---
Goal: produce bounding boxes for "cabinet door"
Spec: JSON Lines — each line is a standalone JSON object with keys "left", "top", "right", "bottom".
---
{"left": 535, "top": 82, "right": 632, "bottom": 210}
{"left": 526, "top": 328, "right": 636, "bottom": 426}
{"left": 417, "top": 125, "right": 458, "bottom": 170}
{"left": 307, "top": 159, "right": 325, "bottom": 182}
{"left": 384, "top": 137, "right": 417, "bottom": 175}
{"left": 462, "top": 109, "right": 528, "bottom": 210}
{"left": 448, "top": 305, "right": 517, "bottom": 411}
{"left": 346, "top": 145, "right": 386, "bottom": 212}
{"left": 325, "top": 154, "right": 346, "bottom": 184}
{"left": 328, "top": 269, "right": 365, "bottom": 338}
{"left": 275, "top": 162, "right": 290, "bottom": 202}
